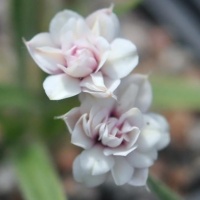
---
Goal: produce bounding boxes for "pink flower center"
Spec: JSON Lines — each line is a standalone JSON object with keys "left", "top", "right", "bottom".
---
{"left": 95, "top": 115, "right": 132, "bottom": 148}
{"left": 65, "top": 45, "right": 98, "bottom": 78}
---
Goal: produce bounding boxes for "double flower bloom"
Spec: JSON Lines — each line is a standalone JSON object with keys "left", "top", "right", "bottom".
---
{"left": 25, "top": 6, "right": 170, "bottom": 187}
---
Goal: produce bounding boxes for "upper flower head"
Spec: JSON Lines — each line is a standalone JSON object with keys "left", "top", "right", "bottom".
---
{"left": 60, "top": 74, "right": 170, "bottom": 187}
{"left": 25, "top": 7, "right": 138, "bottom": 100}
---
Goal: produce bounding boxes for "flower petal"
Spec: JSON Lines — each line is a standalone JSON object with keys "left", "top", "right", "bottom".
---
{"left": 129, "top": 168, "right": 149, "bottom": 186}
{"left": 49, "top": 10, "right": 83, "bottom": 45}
{"left": 86, "top": 6, "right": 120, "bottom": 42}
{"left": 118, "top": 108, "right": 143, "bottom": 130}
{"left": 79, "top": 93, "right": 114, "bottom": 115}
{"left": 127, "top": 151, "right": 154, "bottom": 168}
{"left": 104, "top": 145, "right": 137, "bottom": 156}
{"left": 25, "top": 33, "right": 61, "bottom": 74}
{"left": 60, "top": 18, "right": 91, "bottom": 50}
{"left": 79, "top": 146, "right": 114, "bottom": 176}
{"left": 111, "top": 157, "right": 133, "bottom": 185}
{"left": 73, "top": 156, "right": 107, "bottom": 187}
{"left": 117, "top": 74, "right": 152, "bottom": 113}
{"left": 148, "top": 113, "right": 170, "bottom": 150}
{"left": 137, "top": 130, "right": 161, "bottom": 152}
{"left": 71, "top": 114, "right": 94, "bottom": 149}
{"left": 98, "top": 123, "right": 123, "bottom": 148}
{"left": 101, "top": 38, "right": 138, "bottom": 79}
{"left": 80, "top": 72, "right": 119, "bottom": 98}
{"left": 137, "top": 114, "right": 164, "bottom": 152}
{"left": 91, "top": 107, "right": 109, "bottom": 128}
{"left": 43, "top": 74, "right": 81, "bottom": 100}
{"left": 58, "top": 107, "right": 81, "bottom": 133}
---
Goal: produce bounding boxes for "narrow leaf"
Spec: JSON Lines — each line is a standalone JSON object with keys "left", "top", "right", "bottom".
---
{"left": 151, "top": 75, "right": 200, "bottom": 110}
{"left": 13, "top": 143, "right": 67, "bottom": 200}
{"left": 148, "top": 175, "right": 182, "bottom": 200}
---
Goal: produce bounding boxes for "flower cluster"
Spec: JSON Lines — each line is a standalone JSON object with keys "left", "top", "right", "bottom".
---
{"left": 25, "top": 6, "right": 170, "bottom": 187}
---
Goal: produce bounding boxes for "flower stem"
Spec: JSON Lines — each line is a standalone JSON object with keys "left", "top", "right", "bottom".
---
{"left": 148, "top": 175, "right": 182, "bottom": 200}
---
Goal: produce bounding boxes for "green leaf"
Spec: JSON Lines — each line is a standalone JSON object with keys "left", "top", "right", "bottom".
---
{"left": 0, "top": 85, "right": 37, "bottom": 111}
{"left": 151, "top": 75, "right": 200, "bottom": 110}
{"left": 148, "top": 175, "right": 182, "bottom": 200}
{"left": 13, "top": 143, "right": 67, "bottom": 200}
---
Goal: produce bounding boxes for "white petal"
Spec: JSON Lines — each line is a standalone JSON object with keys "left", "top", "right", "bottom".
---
{"left": 79, "top": 93, "right": 115, "bottom": 114}
{"left": 127, "top": 151, "right": 154, "bottom": 168}
{"left": 80, "top": 146, "right": 114, "bottom": 176}
{"left": 111, "top": 157, "right": 133, "bottom": 185}
{"left": 123, "top": 128, "right": 140, "bottom": 149}
{"left": 71, "top": 114, "right": 94, "bottom": 149}
{"left": 104, "top": 77, "right": 121, "bottom": 96}
{"left": 25, "top": 33, "right": 61, "bottom": 74}
{"left": 80, "top": 72, "right": 119, "bottom": 98}
{"left": 60, "top": 18, "right": 92, "bottom": 51}
{"left": 137, "top": 114, "right": 165, "bottom": 152}
{"left": 49, "top": 10, "right": 83, "bottom": 45}
{"left": 157, "top": 133, "right": 170, "bottom": 150}
{"left": 82, "top": 35, "right": 110, "bottom": 73}
{"left": 149, "top": 113, "right": 169, "bottom": 131}
{"left": 43, "top": 74, "right": 81, "bottom": 100}
{"left": 99, "top": 123, "right": 123, "bottom": 148}
{"left": 137, "top": 129, "right": 161, "bottom": 152}
{"left": 95, "top": 48, "right": 110, "bottom": 72}
{"left": 86, "top": 6, "right": 120, "bottom": 42}
{"left": 118, "top": 108, "right": 143, "bottom": 130}
{"left": 58, "top": 107, "right": 80, "bottom": 133}
{"left": 73, "top": 156, "right": 83, "bottom": 183}
{"left": 148, "top": 113, "right": 170, "bottom": 150}
{"left": 102, "top": 134, "right": 123, "bottom": 148}
{"left": 92, "top": 36, "right": 110, "bottom": 62}
{"left": 90, "top": 107, "right": 110, "bottom": 129}
{"left": 104, "top": 145, "right": 137, "bottom": 156}
{"left": 65, "top": 64, "right": 93, "bottom": 78}
{"left": 73, "top": 156, "right": 107, "bottom": 187}
{"left": 25, "top": 33, "right": 53, "bottom": 47}
{"left": 129, "top": 168, "right": 149, "bottom": 186}
{"left": 102, "top": 38, "right": 138, "bottom": 79}
{"left": 117, "top": 74, "right": 152, "bottom": 113}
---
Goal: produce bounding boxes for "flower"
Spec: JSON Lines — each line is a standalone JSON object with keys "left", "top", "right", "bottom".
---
{"left": 25, "top": 6, "right": 138, "bottom": 100}
{"left": 60, "top": 74, "right": 170, "bottom": 187}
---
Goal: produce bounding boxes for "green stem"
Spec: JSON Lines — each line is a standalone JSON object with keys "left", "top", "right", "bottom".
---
{"left": 148, "top": 175, "right": 182, "bottom": 200}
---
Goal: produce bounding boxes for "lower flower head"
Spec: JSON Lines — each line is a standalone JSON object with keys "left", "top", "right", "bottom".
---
{"left": 60, "top": 74, "right": 170, "bottom": 187}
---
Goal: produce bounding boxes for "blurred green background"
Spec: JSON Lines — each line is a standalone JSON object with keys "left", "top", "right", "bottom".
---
{"left": 0, "top": 0, "right": 200, "bottom": 200}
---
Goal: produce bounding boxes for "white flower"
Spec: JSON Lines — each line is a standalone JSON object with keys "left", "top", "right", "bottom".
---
{"left": 25, "top": 7, "right": 138, "bottom": 100}
{"left": 60, "top": 74, "right": 170, "bottom": 187}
